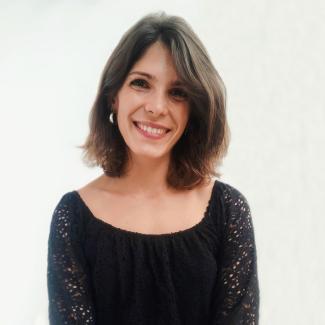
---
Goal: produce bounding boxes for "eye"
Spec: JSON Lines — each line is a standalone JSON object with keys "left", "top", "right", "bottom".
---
{"left": 170, "top": 88, "right": 188, "bottom": 100}
{"left": 130, "top": 78, "right": 149, "bottom": 88}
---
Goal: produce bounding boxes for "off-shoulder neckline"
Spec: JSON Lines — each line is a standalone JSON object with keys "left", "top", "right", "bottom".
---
{"left": 71, "top": 179, "right": 220, "bottom": 239}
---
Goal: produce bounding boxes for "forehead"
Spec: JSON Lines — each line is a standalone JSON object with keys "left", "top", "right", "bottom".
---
{"left": 128, "top": 42, "right": 180, "bottom": 82}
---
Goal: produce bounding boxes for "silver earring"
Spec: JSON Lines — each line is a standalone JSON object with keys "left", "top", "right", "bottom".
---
{"left": 109, "top": 112, "right": 114, "bottom": 124}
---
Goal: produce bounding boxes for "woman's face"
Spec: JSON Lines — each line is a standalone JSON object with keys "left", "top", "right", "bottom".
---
{"left": 112, "top": 41, "right": 190, "bottom": 161}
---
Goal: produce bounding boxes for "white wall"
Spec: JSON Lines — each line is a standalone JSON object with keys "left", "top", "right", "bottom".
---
{"left": 0, "top": 0, "right": 324, "bottom": 324}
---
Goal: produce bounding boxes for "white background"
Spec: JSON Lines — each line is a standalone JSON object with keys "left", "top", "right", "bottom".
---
{"left": 0, "top": 0, "right": 324, "bottom": 324}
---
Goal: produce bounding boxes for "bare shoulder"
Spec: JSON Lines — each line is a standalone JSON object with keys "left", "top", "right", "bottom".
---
{"left": 74, "top": 175, "right": 217, "bottom": 234}
{"left": 75, "top": 175, "right": 111, "bottom": 211}
{"left": 198, "top": 178, "right": 216, "bottom": 197}
{"left": 77, "top": 175, "right": 215, "bottom": 198}
{"left": 76, "top": 174, "right": 116, "bottom": 196}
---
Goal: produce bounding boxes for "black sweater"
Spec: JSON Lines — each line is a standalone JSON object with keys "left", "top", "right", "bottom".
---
{"left": 47, "top": 179, "right": 260, "bottom": 324}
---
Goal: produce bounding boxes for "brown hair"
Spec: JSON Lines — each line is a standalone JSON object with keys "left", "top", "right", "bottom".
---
{"left": 77, "top": 11, "right": 230, "bottom": 190}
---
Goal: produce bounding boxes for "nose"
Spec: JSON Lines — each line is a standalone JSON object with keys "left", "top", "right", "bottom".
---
{"left": 145, "top": 90, "right": 168, "bottom": 117}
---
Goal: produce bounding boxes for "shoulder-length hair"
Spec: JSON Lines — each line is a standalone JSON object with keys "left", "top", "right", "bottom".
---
{"left": 77, "top": 11, "right": 230, "bottom": 190}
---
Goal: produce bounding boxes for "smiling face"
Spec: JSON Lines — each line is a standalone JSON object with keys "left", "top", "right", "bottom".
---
{"left": 112, "top": 41, "right": 190, "bottom": 161}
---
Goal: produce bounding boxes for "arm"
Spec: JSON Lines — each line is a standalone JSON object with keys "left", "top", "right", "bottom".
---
{"left": 47, "top": 193, "right": 96, "bottom": 324}
{"left": 213, "top": 184, "right": 260, "bottom": 324}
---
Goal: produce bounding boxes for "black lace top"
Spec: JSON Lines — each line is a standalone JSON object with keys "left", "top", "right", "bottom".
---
{"left": 47, "top": 179, "right": 259, "bottom": 324}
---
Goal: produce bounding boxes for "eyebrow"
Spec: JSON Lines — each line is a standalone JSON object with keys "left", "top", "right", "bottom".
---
{"left": 128, "top": 71, "right": 185, "bottom": 87}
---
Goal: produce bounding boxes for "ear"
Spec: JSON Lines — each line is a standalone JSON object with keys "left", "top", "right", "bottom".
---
{"left": 111, "top": 96, "right": 119, "bottom": 112}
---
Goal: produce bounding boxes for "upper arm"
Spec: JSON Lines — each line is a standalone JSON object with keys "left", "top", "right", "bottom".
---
{"left": 47, "top": 193, "right": 96, "bottom": 324}
{"left": 212, "top": 184, "right": 260, "bottom": 324}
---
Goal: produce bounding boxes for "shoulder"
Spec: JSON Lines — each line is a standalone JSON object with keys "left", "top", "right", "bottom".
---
{"left": 215, "top": 181, "right": 257, "bottom": 248}
{"left": 216, "top": 180, "right": 253, "bottom": 223}
{"left": 218, "top": 181, "right": 250, "bottom": 206}
{"left": 49, "top": 191, "right": 80, "bottom": 240}
{"left": 52, "top": 191, "right": 79, "bottom": 216}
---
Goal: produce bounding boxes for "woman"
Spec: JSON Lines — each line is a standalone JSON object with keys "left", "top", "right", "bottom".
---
{"left": 47, "top": 11, "right": 260, "bottom": 324}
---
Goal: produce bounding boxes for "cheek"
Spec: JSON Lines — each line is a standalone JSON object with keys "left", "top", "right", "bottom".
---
{"left": 119, "top": 92, "right": 144, "bottom": 111}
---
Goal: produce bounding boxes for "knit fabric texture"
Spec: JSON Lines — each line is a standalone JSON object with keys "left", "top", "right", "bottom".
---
{"left": 47, "top": 179, "right": 260, "bottom": 324}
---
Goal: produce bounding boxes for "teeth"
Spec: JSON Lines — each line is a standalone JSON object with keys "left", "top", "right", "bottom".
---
{"left": 136, "top": 122, "right": 168, "bottom": 135}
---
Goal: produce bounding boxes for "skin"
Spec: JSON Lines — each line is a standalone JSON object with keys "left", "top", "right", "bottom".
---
{"left": 107, "top": 40, "right": 191, "bottom": 198}
{"left": 77, "top": 41, "right": 214, "bottom": 233}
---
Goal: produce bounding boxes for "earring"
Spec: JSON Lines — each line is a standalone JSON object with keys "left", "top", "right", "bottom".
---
{"left": 109, "top": 111, "right": 115, "bottom": 124}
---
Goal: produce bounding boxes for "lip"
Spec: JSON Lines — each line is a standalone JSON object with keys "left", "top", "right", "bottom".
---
{"left": 133, "top": 120, "right": 171, "bottom": 131}
{"left": 133, "top": 121, "right": 170, "bottom": 140}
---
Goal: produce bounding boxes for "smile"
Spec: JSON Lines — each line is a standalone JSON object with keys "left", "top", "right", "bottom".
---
{"left": 133, "top": 121, "right": 171, "bottom": 140}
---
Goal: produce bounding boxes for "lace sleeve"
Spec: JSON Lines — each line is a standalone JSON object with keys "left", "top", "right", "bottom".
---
{"left": 47, "top": 193, "right": 96, "bottom": 324}
{"left": 213, "top": 184, "right": 260, "bottom": 324}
